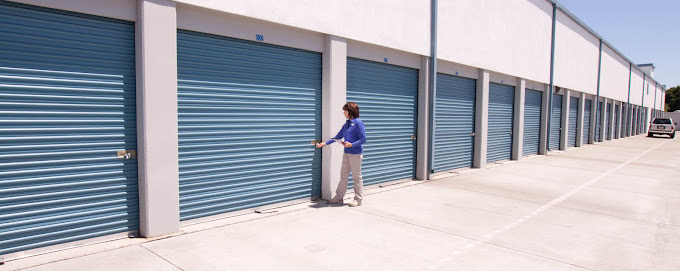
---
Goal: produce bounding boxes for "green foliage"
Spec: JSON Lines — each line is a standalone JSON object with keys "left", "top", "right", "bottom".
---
{"left": 666, "top": 86, "right": 680, "bottom": 112}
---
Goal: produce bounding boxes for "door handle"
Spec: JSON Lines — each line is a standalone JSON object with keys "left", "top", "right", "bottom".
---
{"left": 117, "top": 150, "right": 137, "bottom": 160}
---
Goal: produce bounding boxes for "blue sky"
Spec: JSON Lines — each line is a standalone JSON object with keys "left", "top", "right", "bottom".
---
{"left": 557, "top": 0, "right": 679, "bottom": 88}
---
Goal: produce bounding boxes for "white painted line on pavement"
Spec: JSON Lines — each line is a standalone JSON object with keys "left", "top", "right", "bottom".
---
{"left": 427, "top": 140, "right": 669, "bottom": 270}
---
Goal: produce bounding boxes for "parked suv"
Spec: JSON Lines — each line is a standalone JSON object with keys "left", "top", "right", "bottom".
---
{"left": 648, "top": 118, "right": 676, "bottom": 138}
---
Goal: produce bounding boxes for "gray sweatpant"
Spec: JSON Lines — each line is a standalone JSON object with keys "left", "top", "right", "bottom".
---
{"left": 334, "top": 153, "right": 364, "bottom": 203}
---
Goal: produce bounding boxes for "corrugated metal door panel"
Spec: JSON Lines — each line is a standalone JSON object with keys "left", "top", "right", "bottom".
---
{"left": 487, "top": 83, "right": 514, "bottom": 162}
{"left": 643, "top": 109, "right": 647, "bottom": 133}
{"left": 637, "top": 108, "right": 641, "bottom": 133}
{"left": 606, "top": 103, "right": 612, "bottom": 140}
{"left": 626, "top": 106, "right": 631, "bottom": 136}
{"left": 522, "top": 89, "right": 542, "bottom": 156}
{"left": 346, "top": 58, "right": 417, "bottom": 186}
{"left": 583, "top": 99, "right": 592, "bottom": 144}
{"left": 549, "top": 94, "right": 563, "bottom": 150}
{"left": 633, "top": 108, "right": 636, "bottom": 134}
{"left": 177, "top": 30, "right": 322, "bottom": 221}
{"left": 0, "top": 1, "right": 138, "bottom": 256}
{"left": 433, "top": 73, "right": 476, "bottom": 172}
{"left": 640, "top": 109, "right": 643, "bottom": 133}
{"left": 614, "top": 104, "right": 620, "bottom": 139}
{"left": 637, "top": 109, "right": 641, "bottom": 133}
{"left": 596, "top": 101, "right": 602, "bottom": 141}
{"left": 568, "top": 96, "right": 579, "bottom": 147}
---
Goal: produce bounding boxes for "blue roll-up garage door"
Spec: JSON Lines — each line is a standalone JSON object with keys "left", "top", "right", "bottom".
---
{"left": 635, "top": 107, "right": 640, "bottom": 134}
{"left": 628, "top": 106, "right": 633, "bottom": 136}
{"left": 627, "top": 106, "right": 632, "bottom": 137}
{"left": 632, "top": 107, "right": 636, "bottom": 135}
{"left": 606, "top": 103, "right": 612, "bottom": 140}
{"left": 523, "top": 89, "right": 542, "bottom": 156}
{"left": 177, "top": 30, "right": 322, "bottom": 221}
{"left": 638, "top": 107, "right": 645, "bottom": 134}
{"left": 614, "top": 104, "right": 620, "bottom": 139}
{"left": 347, "top": 58, "right": 417, "bottom": 186}
{"left": 568, "top": 96, "right": 579, "bottom": 147}
{"left": 487, "top": 83, "right": 514, "bottom": 162}
{"left": 583, "top": 99, "right": 592, "bottom": 144}
{"left": 433, "top": 74, "right": 476, "bottom": 172}
{"left": 549, "top": 94, "right": 563, "bottom": 150}
{"left": 596, "top": 101, "right": 602, "bottom": 141}
{"left": 643, "top": 108, "right": 648, "bottom": 133}
{"left": 622, "top": 105, "right": 628, "bottom": 137}
{"left": 0, "top": 2, "right": 138, "bottom": 256}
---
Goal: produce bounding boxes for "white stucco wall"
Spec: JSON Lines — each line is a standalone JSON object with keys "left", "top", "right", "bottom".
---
{"left": 438, "top": 60, "right": 479, "bottom": 80}
{"left": 526, "top": 80, "right": 546, "bottom": 92}
{"left": 629, "top": 69, "right": 644, "bottom": 105}
{"left": 662, "top": 92, "right": 666, "bottom": 111}
{"left": 437, "top": 0, "right": 552, "bottom": 84}
{"left": 173, "top": 0, "right": 430, "bottom": 57}
{"left": 490, "top": 72, "right": 518, "bottom": 87}
{"left": 347, "top": 40, "right": 421, "bottom": 70}
{"left": 638, "top": 66, "right": 654, "bottom": 79}
{"left": 657, "top": 88, "right": 664, "bottom": 110}
{"left": 643, "top": 81, "right": 655, "bottom": 109}
{"left": 8, "top": 0, "right": 136, "bottom": 21}
{"left": 176, "top": 3, "right": 324, "bottom": 53}
{"left": 553, "top": 9, "right": 599, "bottom": 95}
{"left": 599, "top": 45, "right": 630, "bottom": 102}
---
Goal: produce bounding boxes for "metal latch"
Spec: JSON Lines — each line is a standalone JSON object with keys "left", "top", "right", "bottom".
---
{"left": 470, "top": 132, "right": 476, "bottom": 136}
{"left": 117, "top": 150, "right": 137, "bottom": 159}
{"left": 411, "top": 135, "right": 417, "bottom": 140}
{"left": 311, "top": 140, "right": 321, "bottom": 145}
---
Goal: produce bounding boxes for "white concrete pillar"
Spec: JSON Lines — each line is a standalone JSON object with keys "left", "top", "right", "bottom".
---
{"left": 416, "top": 56, "right": 430, "bottom": 180}
{"left": 135, "top": 0, "right": 179, "bottom": 237}
{"left": 538, "top": 85, "right": 550, "bottom": 155}
{"left": 599, "top": 98, "right": 607, "bottom": 142}
{"left": 321, "top": 35, "right": 347, "bottom": 200}
{"left": 473, "top": 70, "right": 489, "bottom": 168}
{"left": 512, "top": 78, "right": 525, "bottom": 160}
{"left": 560, "top": 89, "right": 570, "bottom": 150}
{"left": 576, "top": 92, "right": 585, "bottom": 147}
{"left": 589, "top": 96, "right": 597, "bottom": 144}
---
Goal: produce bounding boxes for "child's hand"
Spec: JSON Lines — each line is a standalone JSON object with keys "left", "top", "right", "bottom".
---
{"left": 343, "top": 142, "right": 353, "bottom": 148}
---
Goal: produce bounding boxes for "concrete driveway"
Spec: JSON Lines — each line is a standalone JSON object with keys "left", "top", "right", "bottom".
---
{"left": 3, "top": 135, "right": 679, "bottom": 271}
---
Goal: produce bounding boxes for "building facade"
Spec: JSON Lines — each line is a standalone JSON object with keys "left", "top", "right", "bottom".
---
{"left": 0, "top": 0, "right": 667, "bottom": 260}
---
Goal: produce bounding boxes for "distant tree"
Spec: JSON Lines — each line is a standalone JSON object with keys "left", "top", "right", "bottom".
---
{"left": 666, "top": 86, "right": 680, "bottom": 112}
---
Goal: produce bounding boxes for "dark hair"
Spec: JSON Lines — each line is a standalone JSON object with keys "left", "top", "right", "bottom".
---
{"left": 343, "top": 102, "right": 360, "bottom": 119}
